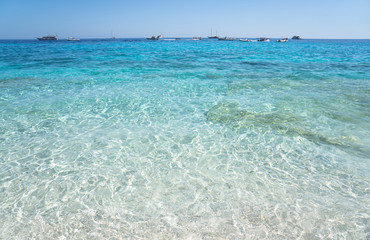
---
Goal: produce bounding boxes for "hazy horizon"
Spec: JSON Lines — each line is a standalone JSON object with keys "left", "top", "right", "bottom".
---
{"left": 0, "top": 0, "right": 369, "bottom": 39}
{"left": 1, "top": 37, "right": 370, "bottom": 40}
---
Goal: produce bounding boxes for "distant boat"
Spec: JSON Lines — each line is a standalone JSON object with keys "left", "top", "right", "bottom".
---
{"left": 37, "top": 35, "right": 57, "bottom": 41}
{"left": 146, "top": 35, "right": 162, "bottom": 40}
{"left": 218, "top": 37, "right": 237, "bottom": 41}
{"left": 240, "top": 38, "right": 252, "bottom": 42}
{"left": 258, "top": 37, "right": 270, "bottom": 42}
{"left": 192, "top": 37, "right": 202, "bottom": 40}
{"left": 67, "top": 37, "right": 80, "bottom": 41}
{"left": 277, "top": 38, "right": 288, "bottom": 42}
{"left": 208, "top": 29, "right": 218, "bottom": 39}
{"left": 292, "top": 36, "right": 302, "bottom": 40}
{"left": 110, "top": 31, "right": 116, "bottom": 39}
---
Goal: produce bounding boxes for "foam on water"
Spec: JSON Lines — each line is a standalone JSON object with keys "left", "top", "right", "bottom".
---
{"left": 0, "top": 39, "right": 369, "bottom": 239}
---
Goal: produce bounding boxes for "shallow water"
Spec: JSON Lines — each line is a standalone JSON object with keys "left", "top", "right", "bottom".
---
{"left": 0, "top": 38, "right": 369, "bottom": 239}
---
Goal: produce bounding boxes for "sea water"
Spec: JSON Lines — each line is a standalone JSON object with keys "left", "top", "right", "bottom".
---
{"left": 0, "top": 39, "right": 369, "bottom": 239}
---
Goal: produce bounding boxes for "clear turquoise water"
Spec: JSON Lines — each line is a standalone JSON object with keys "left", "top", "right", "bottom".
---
{"left": 0, "top": 39, "right": 369, "bottom": 239}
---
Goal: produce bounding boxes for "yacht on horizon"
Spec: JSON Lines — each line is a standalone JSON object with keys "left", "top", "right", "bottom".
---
{"left": 258, "top": 37, "right": 270, "bottom": 42}
{"left": 277, "top": 38, "right": 288, "bottom": 42}
{"left": 67, "top": 37, "right": 80, "bottom": 41}
{"left": 208, "top": 29, "right": 218, "bottom": 39}
{"left": 110, "top": 31, "right": 116, "bottom": 39}
{"left": 218, "top": 37, "right": 238, "bottom": 41}
{"left": 37, "top": 35, "right": 57, "bottom": 41}
{"left": 146, "top": 35, "right": 163, "bottom": 40}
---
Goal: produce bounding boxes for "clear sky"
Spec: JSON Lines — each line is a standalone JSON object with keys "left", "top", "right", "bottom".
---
{"left": 0, "top": 0, "right": 369, "bottom": 39}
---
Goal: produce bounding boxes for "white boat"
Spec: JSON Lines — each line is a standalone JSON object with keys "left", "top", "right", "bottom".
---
{"left": 192, "top": 37, "right": 202, "bottom": 40}
{"left": 277, "top": 38, "right": 288, "bottom": 42}
{"left": 240, "top": 38, "right": 252, "bottom": 42}
{"left": 67, "top": 37, "right": 80, "bottom": 41}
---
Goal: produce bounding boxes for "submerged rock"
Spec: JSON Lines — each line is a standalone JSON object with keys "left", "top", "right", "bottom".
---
{"left": 206, "top": 102, "right": 300, "bottom": 129}
{"left": 206, "top": 101, "right": 359, "bottom": 153}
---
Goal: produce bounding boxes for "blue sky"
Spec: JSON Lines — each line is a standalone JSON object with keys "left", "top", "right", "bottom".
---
{"left": 0, "top": 0, "right": 369, "bottom": 39}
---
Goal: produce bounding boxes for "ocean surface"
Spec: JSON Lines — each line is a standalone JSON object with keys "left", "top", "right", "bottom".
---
{"left": 0, "top": 38, "right": 369, "bottom": 239}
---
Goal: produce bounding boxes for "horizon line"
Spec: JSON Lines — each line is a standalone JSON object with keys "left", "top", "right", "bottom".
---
{"left": 1, "top": 37, "right": 370, "bottom": 40}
